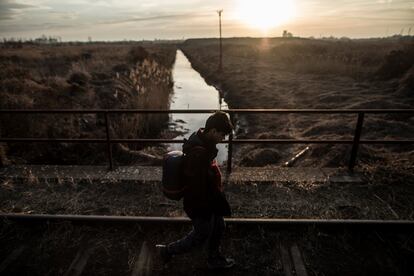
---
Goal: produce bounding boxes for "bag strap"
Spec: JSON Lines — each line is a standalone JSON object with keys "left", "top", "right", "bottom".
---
{"left": 187, "top": 145, "right": 206, "bottom": 153}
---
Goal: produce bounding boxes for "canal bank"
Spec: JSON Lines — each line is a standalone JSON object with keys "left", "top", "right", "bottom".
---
{"left": 167, "top": 50, "right": 229, "bottom": 163}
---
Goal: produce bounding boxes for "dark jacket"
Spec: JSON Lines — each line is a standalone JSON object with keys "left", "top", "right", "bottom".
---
{"left": 182, "top": 128, "right": 231, "bottom": 219}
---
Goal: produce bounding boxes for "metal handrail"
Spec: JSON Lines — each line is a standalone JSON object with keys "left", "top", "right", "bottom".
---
{"left": 1, "top": 109, "right": 413, "bottom": 172}
{"left": 2, "top": 213, "right": 414, "bottom": 231}
{"left": 0, "top": 108, "right": 413, "bottom": 114}
{"left": 1, "top": 138, "right": 413, "bottom": 144}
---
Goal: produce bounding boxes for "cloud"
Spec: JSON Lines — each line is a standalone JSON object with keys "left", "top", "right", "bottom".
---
{"left": 100, "top": 12, "right": 211, "bottom": 25}
{"left": 47, "top": 10, "right": 79, "bottom": 20}
{"left": 344, "top": 16, "right": 414, "bottom": 22}
{"left": 315, "top": 0, "right": 414, "bottom": 23}
{"left": 0, "top": 20, "right": 79, "bottom": 33}
{"left": 1, "top": 0, "right": 413, "bottom": 40}
{"left": 0, "top": 0, "right": 36, "bottom": 20}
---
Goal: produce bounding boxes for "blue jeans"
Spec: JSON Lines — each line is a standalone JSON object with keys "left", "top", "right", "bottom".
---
{"left": 167, "top": 214, "right": 225, "bottom": 258}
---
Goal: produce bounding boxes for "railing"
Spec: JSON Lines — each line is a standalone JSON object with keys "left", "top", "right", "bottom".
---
{"left": 1, "top": 109, "right": 413, "bottom": 173}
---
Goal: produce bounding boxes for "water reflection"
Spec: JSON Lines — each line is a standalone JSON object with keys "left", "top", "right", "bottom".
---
{"left": 168, "top": 50, "right": 229, "bottom": 164}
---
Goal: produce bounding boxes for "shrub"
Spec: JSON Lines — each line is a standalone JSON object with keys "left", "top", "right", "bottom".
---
{"left": 129, "top": 46, "right": 149, "bottom": 64}
{"left": 67, "top": 71, "right": 90, "bottom": 86}
{"left": 0, "top": 43, "right": 176, "bottom": 165}
{"left": 398, "top": 65, "right": 414, "bottom": 94}
{"left": 376, "top": 49, "right": 414, "bottom": 80}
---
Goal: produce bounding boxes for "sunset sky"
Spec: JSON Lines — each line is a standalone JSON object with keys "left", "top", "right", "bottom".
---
{"left": 1, "top": 0, "right": 413, "bottom": 41}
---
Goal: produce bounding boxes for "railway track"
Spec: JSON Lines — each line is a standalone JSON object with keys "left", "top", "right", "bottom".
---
{"left": 1, "top": 214, "right": 413, "bottom": 275}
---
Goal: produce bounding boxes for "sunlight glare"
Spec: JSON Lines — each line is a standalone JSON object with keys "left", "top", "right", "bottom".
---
{"left": 235, "top": 0, "right": 295, "bottom": 31}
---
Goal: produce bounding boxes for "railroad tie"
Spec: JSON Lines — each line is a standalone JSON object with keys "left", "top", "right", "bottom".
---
{"left": 131, "top": 241, "right": 153, "bottom": 276}
{"left": 290, "top": 243, "right": 308, "bottom": 276}
{"left": 280, "top": 243, "right": 294, "bottom": 276}
{"left": 280, "top": 242, "right": 308, "bottom": 276}
{"left": 63, "top": 246, "right": 93, "bottom": 276}
{"left": 0, "top": 245, "right": 26, "bottom": 274}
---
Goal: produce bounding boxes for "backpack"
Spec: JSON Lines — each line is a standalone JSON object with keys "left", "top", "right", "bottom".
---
{"left": 161, "top": 146, "right": 204, "bottom": 200}
{"left": 161, "top": 150, "right": 184, "bottom": 200}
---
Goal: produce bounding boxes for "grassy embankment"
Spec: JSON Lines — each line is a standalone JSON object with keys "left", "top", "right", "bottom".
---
{"left": 180, "top": 38, "right": 414, "bottom": 174}
{"left": 0, "top": 43, "right": 176, "bottom": 166}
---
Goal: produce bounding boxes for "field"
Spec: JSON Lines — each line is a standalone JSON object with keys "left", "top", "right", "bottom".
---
{"left": 181, "top": 37, "right": 414, "bottom": 168}
{"left": 176, "top": 37, "right": 414, "bottom": 220}
{"left": 0, "top": 38, "right": 413, "bottom": 220}
{"left": 1, "top": 38, "right": 414, "bottom": 275}
{"left": 0, "top": 38, "right": 413, "bottom": 217}
{"left": 0, "top": 42, "right": 176, "bottom": 166}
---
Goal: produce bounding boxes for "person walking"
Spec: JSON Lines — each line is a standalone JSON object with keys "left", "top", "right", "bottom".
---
{"left": 156, "top": 111, "right": 235, "bottom": 270}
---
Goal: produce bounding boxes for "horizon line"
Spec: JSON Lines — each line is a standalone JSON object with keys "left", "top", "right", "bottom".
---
{"left": 2, "top": 34, "right": 414, "bottom": 43}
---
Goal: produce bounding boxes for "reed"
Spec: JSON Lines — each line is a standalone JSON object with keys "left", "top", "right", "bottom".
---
{"left": 0, "top": 43, "right": 176, "bottom": 165}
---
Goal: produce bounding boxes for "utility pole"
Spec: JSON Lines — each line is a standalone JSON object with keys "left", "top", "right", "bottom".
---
{"left": 217, "top": 9, "right": 223, "bottom": 71}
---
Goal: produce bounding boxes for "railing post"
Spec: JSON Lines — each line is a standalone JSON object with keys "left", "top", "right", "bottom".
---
{"left": 227, "top": 132, "right": 233, "bottom": 174}
{"left": 349, "top": 112, "right": 365, "bottom": 172}
{"left": 104, "top": 112, "right": 113, "bottom": 170}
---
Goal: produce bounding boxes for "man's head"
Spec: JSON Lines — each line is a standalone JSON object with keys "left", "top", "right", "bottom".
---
{"left": 204, "top": 111, "right": 233, "bottom": 144}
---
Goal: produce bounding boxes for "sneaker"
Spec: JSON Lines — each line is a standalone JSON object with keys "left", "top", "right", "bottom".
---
{"left": 207, "top": 255, "right": 235, "bottom": 270}
{"left": 155, "top": 244, "right": 172, "bottom": 264}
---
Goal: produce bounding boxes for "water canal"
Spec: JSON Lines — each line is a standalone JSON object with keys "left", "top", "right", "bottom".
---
{"left": 167, "top": 50, "right": 229, "bottom": 164}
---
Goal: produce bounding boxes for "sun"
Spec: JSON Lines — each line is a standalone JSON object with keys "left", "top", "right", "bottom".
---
{"left": 235, "top": 0, "right": 295, "bottom": 31}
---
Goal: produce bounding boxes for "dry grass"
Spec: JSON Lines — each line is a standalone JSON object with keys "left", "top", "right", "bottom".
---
{"left": 183, "top": 37, "right": 414, "bottom": 80}
{"left": 1, "top": 171, "right": 413, "bottom": 220}
{"left": 0, "top": 43, "right": 176, "bottom": 165}
{"left": 181, "top": 37, "right": 414, "bottom": 169}
{"left": 266, "top": 39, "right": 413, "bottom": 79}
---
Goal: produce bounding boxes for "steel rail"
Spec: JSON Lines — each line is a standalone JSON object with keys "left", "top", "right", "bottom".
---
{"left": 1, "top": 214, "right": 414, "bottom": 231}
{"left": 0, "top": 109, "right": 414, "bottom": 114}
{"left": 1, "top": 138, "right": 414, "bottom": 145}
